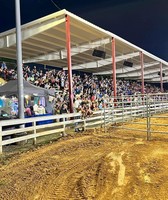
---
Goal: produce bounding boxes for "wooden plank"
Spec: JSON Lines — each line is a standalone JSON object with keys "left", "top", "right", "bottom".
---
{"left": 2, "top": 127, "right": 34, "bottom": 136}
{"left": 0, "top": 126, "right": 2, "bottom": 153}
{"left": 85, "top": 116, "right": 102, "bottom": 121}
{"left": 86, "top": 121, "right": 102, "bottom": 126}
{"left": 35, "top": 128, "right": 64, "bottom": 137}
{"left": 2, "top": 128, "right": 64, "bottom": 146}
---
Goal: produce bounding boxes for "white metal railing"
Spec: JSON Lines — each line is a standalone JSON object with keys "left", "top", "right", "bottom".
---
{"left": 0, "top": 110, "right": 110, "bottom": 153}
{"left": 1, "top": 93, "right": 168, "bottom": 153}
{"left": 104, "top": 93, "right": 168, "bottom": 140}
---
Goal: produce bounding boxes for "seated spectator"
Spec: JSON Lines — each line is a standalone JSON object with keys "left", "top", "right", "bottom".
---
{"left": 25, "top": 106, "right": 35, "bottom": 117}
{"left": 60, "top": 103, "right": 68, "bottom": 122}
{"left": 30, "top": 105, "right": 35, "bottom": 116}
{"left": 36, "top": 104, "right": 46, "bottom": 115}
{"left": 0, "top": 62, "right": 164, "bottom": 115}
{"left": 60, "top": 103, "right": 68, "bottom": 114}
{"left": 24, "top": 107, "right": 31, "bottom": 117}
{"left": 81, "top": 103, "right": 93, "bottom": 119}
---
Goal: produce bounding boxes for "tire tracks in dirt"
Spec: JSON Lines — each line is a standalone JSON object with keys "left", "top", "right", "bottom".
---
{"left": 1, "top": 129, "right": 168, "bottom": 199}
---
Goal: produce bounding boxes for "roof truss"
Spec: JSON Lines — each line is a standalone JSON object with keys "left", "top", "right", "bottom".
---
{"left": 23, "top": 38, "right": 111, "bottom": 63}
{"left": 63, "top": 52, "right": 139, "bottom": 70}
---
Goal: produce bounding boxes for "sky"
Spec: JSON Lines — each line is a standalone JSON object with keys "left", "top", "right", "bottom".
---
{"left": 0, "top": 0, "right": 168, "bottom": 61}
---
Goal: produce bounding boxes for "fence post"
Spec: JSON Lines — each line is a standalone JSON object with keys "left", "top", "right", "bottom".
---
{"left": 103, "top": 105, "right": 106, "bottom": 133}
{"left": 0, "top": 126, "right": 2, "bottom": 154}
{"left": 121, "top": 95, "right": 124, "bottom": 127}
{"left": 146, "top": 95, "right": 151, "bottom": 141}
{"left": 154, "top": 96, "right": 157, "bottom": 114}
{"left": 101, "top": 110, "right": 103, "bottom": 128}
{"left": 130, "top": 96, "right": 133, "bottom": 121}
{"left": 84, "top": 119, "right": 86, "bottom": 131}
{"left": 111, "top": 103, "right": 113, "bottom": 124}
{"left": 161, "top": 95, "right": 164, "bottom": 113}
{"left": 63, "top": 117, "right": 66, "bottom": 136}
{"left": 33, "top": 121, "right": 37, "bottom": 145}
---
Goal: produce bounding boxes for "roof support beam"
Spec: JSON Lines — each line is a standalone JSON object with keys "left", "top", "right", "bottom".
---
{"left": 119, "top": 62, "right": 159, "bottom": 75}
{"left": 66, "top": 15, "right": 73, "bottom": 113}
{"left": 63, "top": 52, "right": 139, "bottom": 70}
{"left": 118, "top": 67, "right": 165, "bottom": 78}
{"left": 140, "top": 52, "right": 144, "bottom": 94}
{"left": 0, "top": 17, "right": 65, "bottom": 48}
{"left": 112, "top": 37, "right": 117, "bottom": 97}
{"left": 149, "top": 76, "right": 167, "bottom": 82}
{"left": 160, "top": 63, "right": 163, "bottom": 92}
{"left": 15, "top": 0, "right": 24, "bottom": 119}
{"left": 144, "top": 71, "right": 168, "bottom": 79}
{"left": 94, "top": 61, "right": 160, "bottom": 76}
{"left": 23, "top": 38, "right": 111, "bottom": 63}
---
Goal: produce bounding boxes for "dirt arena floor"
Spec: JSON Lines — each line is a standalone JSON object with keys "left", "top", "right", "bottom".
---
{"left": 1, "top": 116, "right": 168, "bottom": 200}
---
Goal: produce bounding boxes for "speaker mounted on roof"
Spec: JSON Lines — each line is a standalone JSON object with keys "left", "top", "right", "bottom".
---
{"left": 92, "top": 49, "right": 106, "bottom": 59}
{"left": 158, "top": 72, "right": 165, "bottom": 77}
{"left": 123, "top": 60, "right": 133, "bottom": 67}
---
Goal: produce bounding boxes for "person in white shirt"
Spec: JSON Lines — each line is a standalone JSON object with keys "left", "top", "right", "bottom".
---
{"left": 37, "top": 104, "right": 46, "bottom": 115}
{"left": 74, "top": 96, "right": 81, "bottom": 112}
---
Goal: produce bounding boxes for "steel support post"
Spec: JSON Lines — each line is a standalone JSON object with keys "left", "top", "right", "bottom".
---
{"left": 160, "top": 62, "right": 163, "bottom": 92}
{"left": 0, "top": 126, "right": 2, "bottom": 154}
{"left": 112, "top": 37, "right": 117, "bottom": 98}
{"left": 140, "top": 52, "right": 144, "bottom": 95}
{"left": 121, "top": 95, "right": 124, "bottom": 127}
{"left": 15, "top": 0, "right": 24, "bottom": 119}
{"left": 146, "top": 95, "right": 151, "bottom": 140}
{"left": 103, "top": 105, "right": 106, "bottom": 133}
{"left": 65, "top": 15, "right": 73, "bottom": 113}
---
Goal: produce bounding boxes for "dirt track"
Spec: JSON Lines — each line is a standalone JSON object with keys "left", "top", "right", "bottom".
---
{"left": 1, "top": 120, "right": 168, "bottom": 200}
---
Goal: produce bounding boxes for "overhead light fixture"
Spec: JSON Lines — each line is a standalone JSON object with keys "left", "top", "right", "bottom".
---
{"left": 123, "top": 60, "right": 133, "bottom": 67}
{"left": 92, "top": 49, "right": 106, "bottom": 59}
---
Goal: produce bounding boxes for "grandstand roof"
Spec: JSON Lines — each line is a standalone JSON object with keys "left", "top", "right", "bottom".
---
{"left": 0, "top": 9, "right": 168, "bottom": 83}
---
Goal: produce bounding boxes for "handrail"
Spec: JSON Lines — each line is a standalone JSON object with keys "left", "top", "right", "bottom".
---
{"left": 1, "top": 94, "right": 168, "bottom": 153}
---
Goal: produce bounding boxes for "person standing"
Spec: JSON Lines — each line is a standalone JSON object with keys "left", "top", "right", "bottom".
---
{"left": 60, "top": 103, "right": 68, "bottom": 122}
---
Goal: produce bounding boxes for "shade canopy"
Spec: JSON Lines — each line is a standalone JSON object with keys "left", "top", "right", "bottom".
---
{"left": 0, "top": 80, "right": 55, "bottom": 97}
{"left": 0, "top": 9, "right": 167, "bottom": 83}
{"left": 0, "top": 78, "right": 6, "bottom": 85}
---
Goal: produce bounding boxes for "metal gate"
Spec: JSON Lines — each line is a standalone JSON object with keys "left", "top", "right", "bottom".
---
{"left": 103, "top": 93, "right": 168, "bottom": 140}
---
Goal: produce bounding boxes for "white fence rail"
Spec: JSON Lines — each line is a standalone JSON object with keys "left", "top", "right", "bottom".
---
{"left": 1, "top": 93, "right": 168, "bottom": 153}
{"left": 0, "top": 110, "right": 108, "bottom": 153}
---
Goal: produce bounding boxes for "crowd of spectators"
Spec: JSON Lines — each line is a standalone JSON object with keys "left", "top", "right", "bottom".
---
{"left": 0, "top": 62, "right": 162, "bottom": 117}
